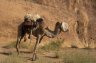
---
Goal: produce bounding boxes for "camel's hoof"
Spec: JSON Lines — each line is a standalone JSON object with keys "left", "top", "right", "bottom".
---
{"left": 31, "top": 54, "right": 37, "bottom": 61}
{"left": 16, "top": 49, "right": 20, "bottom": 55}
{"left": 16, "top": 51, "right": 20, "bottom": 55}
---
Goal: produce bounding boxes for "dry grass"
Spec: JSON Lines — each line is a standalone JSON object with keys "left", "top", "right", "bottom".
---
{"left": 60, "top": 48, "right": 96, "bottom": 63}
{"left": 39, "top": 39, "right": 63, "bottom": 51}
{"left": 0, "top": 48, "right": 96, "bottom": 63}
{"left": 0, "top": 53, "right": 26, "bottom": 63}
{"left": 2, "top": 41, "right": 29, "bottom": 49}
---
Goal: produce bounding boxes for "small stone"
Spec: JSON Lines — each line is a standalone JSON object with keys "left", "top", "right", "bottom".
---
{"left": 43, "top": 52, "right": 59, "bottom": 58}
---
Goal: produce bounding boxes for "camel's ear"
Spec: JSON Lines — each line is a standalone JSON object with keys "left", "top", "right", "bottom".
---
{"left": 59, "top": 22, "right": 62, "bottom": 29}
{"left": 57, "top": 22, "right": 62, "bottom": 26}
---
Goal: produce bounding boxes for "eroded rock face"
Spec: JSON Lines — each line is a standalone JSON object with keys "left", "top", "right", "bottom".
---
{"left": 71, "top": 0, "right": 96, "bottom": 48}
{"left": 34, "top": 0, "right": 96, "bottom": 48}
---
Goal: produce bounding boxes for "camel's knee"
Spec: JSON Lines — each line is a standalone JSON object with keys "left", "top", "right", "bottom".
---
{"left": 24, "top": 34, "right": 28, "bottom": 42}
{"left": 24, "top": 38, "right": 27, "bottom": 42}
{"left": 16, "top": 45, "right": 19, "bottom": 54}
{"left": 28, "top": 35, "right": 30, "bottom": 39}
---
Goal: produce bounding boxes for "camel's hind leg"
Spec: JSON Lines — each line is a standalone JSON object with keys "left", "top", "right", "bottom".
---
{"left": 16, "top": 37, "right": 20, "bottom": 54}
{"left": 16, "top": 34, "right": 25, "bottom": 54}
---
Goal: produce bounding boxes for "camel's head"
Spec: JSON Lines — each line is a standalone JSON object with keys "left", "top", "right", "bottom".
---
{"left": 61, "top": 22, "right": 69, "bottom": 32}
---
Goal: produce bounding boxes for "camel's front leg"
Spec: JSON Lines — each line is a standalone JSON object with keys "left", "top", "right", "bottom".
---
{"left": 31, "top": 35, "right": 41, "bottom": 61}
{"left": 39, "top": 34, "right": 45, "bottom": 43}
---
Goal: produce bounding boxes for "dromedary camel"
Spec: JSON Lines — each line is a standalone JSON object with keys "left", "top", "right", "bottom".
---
{"left": 16, "top": 14, "right": 69, "bottom": 61}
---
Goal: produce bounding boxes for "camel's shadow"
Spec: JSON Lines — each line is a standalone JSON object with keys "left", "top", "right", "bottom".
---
{"left": 0, "top": 52, "right": 12, "bottom": 55}
{"left": 0, "top": 48, "right": 12, "bottom": 56}
{"left": 0, "top": 46, "right": 32, "bottom": 56}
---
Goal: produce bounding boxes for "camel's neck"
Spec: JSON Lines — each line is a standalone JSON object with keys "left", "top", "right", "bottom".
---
{"left": 54, "top": 24, "right": 61, "bottom": 35}
{"left": 44, "top": 23, "right": 61, "bottom": 38}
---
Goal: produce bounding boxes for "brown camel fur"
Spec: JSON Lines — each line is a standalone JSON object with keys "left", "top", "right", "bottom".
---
{"left": 16, "top": 19, "right": 68, "bottom": 61}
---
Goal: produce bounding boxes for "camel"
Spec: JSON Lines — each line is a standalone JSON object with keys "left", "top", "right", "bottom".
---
{"left": 16, "top": 14, "right": 69, "bottom": 61}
